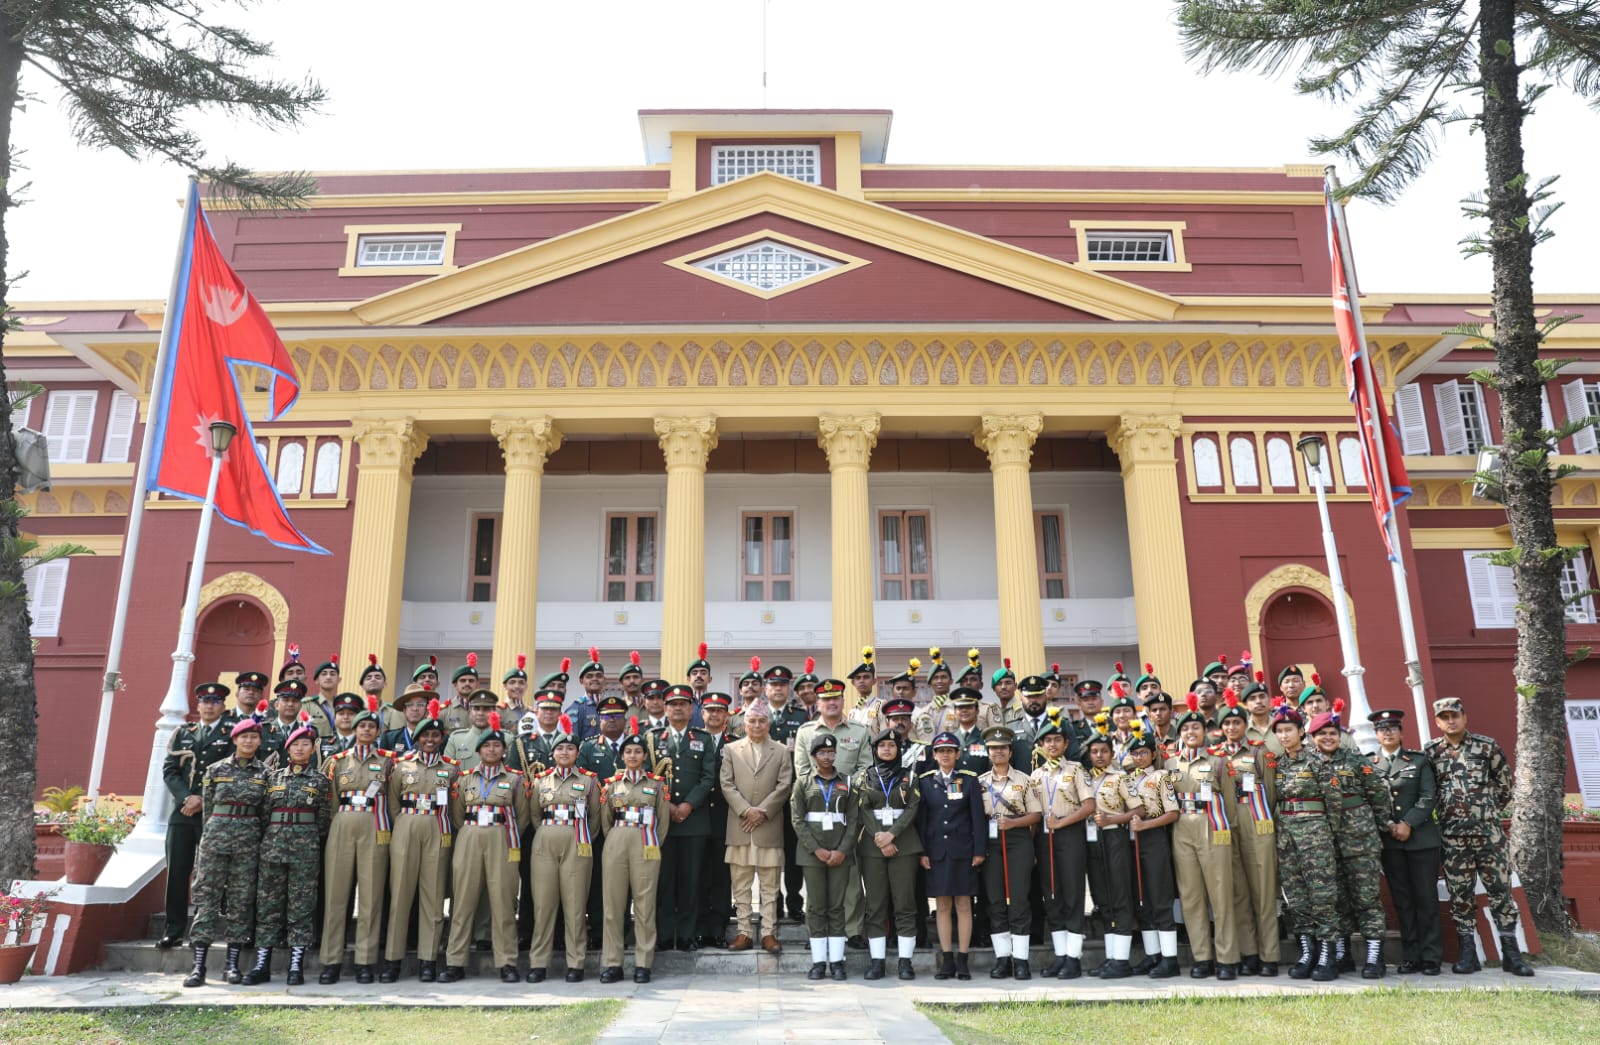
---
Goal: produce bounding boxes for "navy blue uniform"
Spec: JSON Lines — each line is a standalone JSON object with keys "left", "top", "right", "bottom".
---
{"left": 916, "top": 768, "right": 987, "bottom": 897}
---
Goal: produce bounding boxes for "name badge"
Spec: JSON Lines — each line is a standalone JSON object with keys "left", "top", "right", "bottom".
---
{"left": 1199, "top": 782, "right": 1213, "bottom": 802}
{"left": 1242, "top": 773, "right": 1257, "bottom": 793}
{"left": 1086, "top": 822, "right": 1099, "bottom": 842}
{"left": 476, "top": 808, "right": 493, "bottom": 827}
{"left": 988, "top": 820, "right": 999, "bottom": 840}
{"left": 875, "top": 808, "right": 896, "bottom": 826}
{"left": 553, "top": 807, "right": 572, "bottom": 822}
{"left": 435, "top": 788, "right": 449, "bottom": 807}
{"left": 364, "top": 781, "right": 381, "bottom": 799}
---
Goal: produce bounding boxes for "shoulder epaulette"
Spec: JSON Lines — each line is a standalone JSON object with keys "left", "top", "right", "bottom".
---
{"left": 440, "top": 755, "right": 459, "bottom": 766}
{"left": 647, "top": 771, "right": 664, "bottom": 782}
{"left": 377, "top": 748, "right": 395, "bottom": 758}
{"left": 396, "top": 750, "right": 418, "bottom": 761}
{"left": 1247, "top": 738, "right": 1264, "bottom": 747}
{"left": 919, "top": 769, "right": 939, "bottom": 778}
{"left": 506, "top": 767, "right": 524, "bottom": 776}
{"left": 956, "top": 768, "right": 978, "bottom": 777}
{"left": 579, "top": 767, "right": 597, "bottom": 777}
{"left": 606, "top": 770, "right": 626, "bottom": 783}
{"left": 538, "top": 766, "right": 556, "bottom": 777}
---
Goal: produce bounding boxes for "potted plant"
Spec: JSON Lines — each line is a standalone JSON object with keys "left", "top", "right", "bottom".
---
{"left": 0, "top": 885, "right": 57, "bottom": 983}
{"left": 1561, "top": 794, "right": 1600, "bottom": 931}
{"left": 32, "top": 786, "right": 83, "bottom": 880}
{"left": 61, "top": 795, "right": 141, "bottom": 885}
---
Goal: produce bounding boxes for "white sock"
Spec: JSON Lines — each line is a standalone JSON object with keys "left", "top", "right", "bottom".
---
{"left": 1159, "top": 930, "right": 1179, "bottom": 958}
{"left": 1066, "top": 931, "right": 1084, "bottom": 959}
{"left": 897, "top": 936, "right": 916, "bottom": 960}
{"left": 828, "top": 937, "right": 846, "bottom": 963}
{"left": 991, "top": 932, "right": 1011, "bottom": 961}
{"left": 1052, "top": 930, "right": 1070, "bottom": 957}
{"left": 1011, "top": 935, "right": 1030, "bottom": 961}
{"left": 1112, "top": 935, "right": 1131, "bottom": 960}
{"left": 868, "top": 936, "right": 887, "bottom": 960}
{"left": 1141, "top": 930, "right": 1160, "bottom": 958}
{"left": 810, "top": 938, "right": 827, "bottom": 963}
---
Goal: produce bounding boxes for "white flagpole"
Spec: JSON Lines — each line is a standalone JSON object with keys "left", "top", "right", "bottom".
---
{"left": 86, "top": 175, "right": 198, "bottom": 807}
{"left": 1325, "top": 167, "right": 1432, "bottom": 742}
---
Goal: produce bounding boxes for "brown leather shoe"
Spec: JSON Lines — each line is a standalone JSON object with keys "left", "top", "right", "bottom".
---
{"left": 761, "top": 935, "right": 783, "bottom": 955}
{"left": 729, "top": 934, "right": 754, "bottom": 952}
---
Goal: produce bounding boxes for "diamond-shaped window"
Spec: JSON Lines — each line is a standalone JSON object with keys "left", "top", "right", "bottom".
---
{"left": 692, "top": 240, "right": 841, "bottom": 293}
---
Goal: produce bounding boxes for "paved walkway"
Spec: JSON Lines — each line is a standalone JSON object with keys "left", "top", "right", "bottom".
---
{"left": 3, "top": 964, "right": 1598, "bottom": 1043}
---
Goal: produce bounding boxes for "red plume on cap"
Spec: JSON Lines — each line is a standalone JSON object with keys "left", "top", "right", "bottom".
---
{"left": 1144, "top": 663, "right": 1154, "bottom": 674}
{"left": 1333, "top": 698, "right": 1346, "bottom": 715}
{"left": 517, "top": 654, "right": 527, "bottom": 670}
{"left": 698, "top": 642, "right": 708, "bottom": 659}
{"left": 256, "top": 699, "right": 269, "bottom": 714}
{"left": 1225, "top": 690, "right": 1239, "bottom": 709}
{"left": 367, "top": 694, "right": 379, "bottom": 713}
{"left": 369, "top": 653, "right": 378, "bottom": 666}
{"left": 429, "top": 655, "right": 437, "bottom": 669}
{"left": 488, "top": 711, "right": 501, "bottom": 732}
{"left": 288, "top": 643, "right": 300, "bottom": 662}
{"left": 1311, "top": 673, "right": 1322, "bottom": 687}
{"left": 422, "top": 682, "right": 433, "bottom": 691}
{"left": 1272, "top": 695, "right": 1286, "bottom": 708}
{"left": 751, "top": 656, "right": 761, "bottom": 672}
{"left": 1216, "top": 652, "right": 1227, "bottom": 665}
{"left": 1111, "top": 680, "right": 1128, "bottom": 699}
{"left": 1004, "top": 657, "right": 1011, "bottom": 669}
{"left": 1051, "top": 662, "right": 1060, "bottom": 674}
{"left": 589, "top": 646, "right": 600, "bottom": 662}
{"left": 330, "top": 654, "right": 339, "bottom": 666}
{"left": 1255, "top": 670, "right": 1265, "bottom": 683}
{"left": 466, "top": 652, "right": 478, "bottom": 669}
{"left": 628, "top": 715, "right": 639, "bottom": 736}
{"left": 559, "top": 713, "right": 573, "bottom": 735}
{"left": 560, "top": 657, "right": 571, "bottom": 673}
{"left": 1114, "top": 662, "right": 1124, "bottom": 674}
{"left": 1241, "top": 650, "right": 1253, "bottom": 663}
{"left": 804, "top": 656, "right": 815, "bottom": 674}
{"left": 300, "top": 710, "right": 309, "bottom": 722}
{"left": 427, "top": 698, "right": 440, "bottom": 720}
{"left": 630, "top": 650, "right": 641, "bottom": 667}
{"left": 1186, "top": 692, "right": 1200, "bottom": 713}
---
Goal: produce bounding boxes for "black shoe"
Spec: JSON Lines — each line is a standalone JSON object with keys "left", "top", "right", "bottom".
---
{"left": 1500, "top": 934, "right": 1535, "bottom": 977}
{"left": 438, "top": 965, "right": 466, "bottom": 983}
{"left": 182, "top": 942, "right": 208, "bottom": 988}
{"left": 378, "top": 959, "right": 400, "bottom": 984}
{"left": 1422, "top": 960, "right": 1441, "bottom": 975}
{"left": 527, "top": 967, "right": 547, "bottom": 983}
{"left": 829, "top": 960, "right": 847, "bottom": 981}
{"left": 1150, "top": 956, "right": 1180, "bottom": 979}
{"left": 1044, "top": 956, "right": 1067, "bottom": 977}
{"left": 600, "top": 966, "right": 623, "bottom": 984}
{"left": 1058, "top": 956, "right": 1082, "bottom": 980}
{"left": 864, "top": 958, "right": 885, "bottom": 980}
{"left": 1290, "top": 934, "right": 1315, "bottom": 980}
{"left": 954, "top": 952, "right": 971, "bottom": 981}
{"left": 1312, "top": 940, "right": 1338, "bottom": 982}
{"left": 356, "top": 964, "right": 376, "bottom": 984}
{"left": 565, "top": 968, "right": 585, "bottom": 983}
{"left": 1396, "top": 960, "right": 1420, "bottom": 974}
{"left": 846, "top": 935, "right": 868, "bottom": 951}
{"left": 934, "top": 952, "right": 954, "bottom": 980}
{"left": 1216, "top": 963, "right": 1237, "bottom": 981}
{"left": 1362, "top": 937, "right": 1385, "bottom": 979}
{"left": 1453, "top": 932, "right": 1481, "bottom": 974}
{"left": 1240, "top": 954, "right": 1260, "bottom": 976}
{"left": 990, "top": 956, "right": 1013, "bottom": 979}
{"left": 157, "top": 933, "right": 184, "bottom": 950}
{"left": 224, "top": 944, "right": 244, "bottom": 985}
{"left": 898, "top": 958, "right": 915, "bottom": 981}
{"left": 418, "top": 961, "right": 436, "bottom": 983}
{"left": 1190, "top": 960, "right": 1214, "bottom": 978}
{"left": 1099, "top": 959, "right": 1132, "bottom": 980}
{"left": 807, "top": 962, "right": 827, "bottom": 981}
{"left": 1336, "top": 937, "right": 1356, "bottom": 973}
{"left": 242, "top": 947, "right": 273, "bottom": 985}
{"left": 1130, "top": 954, "right": 1158, "bottom": 975}
{"left": 1012, "top": 959, "right": 1031, "bottom": 981}
{"left": 1259, "top": 961, "right": 1279, "bottom": 977}
{"left": 633, "top": 966, "right": 651, "bottom": 983}
{"left": 319, "top": 964, "right": 342, "bottom": 985}
{"left": 286, "top": 969, "right": 304, "bottom": 986}
{"left": 499, "top": 965, "right": 519, "bottom": 983}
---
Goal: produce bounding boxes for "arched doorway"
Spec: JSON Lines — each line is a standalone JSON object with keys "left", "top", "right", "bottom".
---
{"left": 193, "top": 598, "right": 274, "bottom": 694}
{"left": 1261, "top": 589, "right": 1345, "bottom": 704}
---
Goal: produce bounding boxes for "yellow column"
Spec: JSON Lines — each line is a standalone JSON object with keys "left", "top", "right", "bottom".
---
{"left": 490, "top": 416, "right": 562, "bottom": 681}
{"left": 340, "top": 417, "right": 428, "bottom": 676}
{"left": 976, "top": 413, "right": 1046, "bottom": 672}
{"left": 655, "top": 415, "right": 718, "bottom": 677}
{"left": 1110, "top": 412, "right": 1197, "bottom": 681}
{"left": 818, "top": 414, "right": 880, "bottom": 682}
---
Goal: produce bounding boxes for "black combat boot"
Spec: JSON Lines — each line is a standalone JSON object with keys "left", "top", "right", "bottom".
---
{"left": 379, "top": 958, "right": 400, "bottom": 983}
{"left": 437, "top": 964, "right": 465, "bottom": 983}
{"left": 1044, "top": 954, "right": 1067, "bottom": 977}
{"left": 527, "top": 967, "right": 547, "bottom": 983}
{"left": 499, "top": 964, "right": 519, "bottom": 983}
{"left": 1362, "top": 938, "right": 1385, "bottom": 979}
{"left": 356, "top": 963, "right": 376, "bottom": 984}
{"left": 319, "top": 962, "right": 342, "bottom": 984}
{"left": 864, "top": 958, "right": 886, "bottom": 980}
{"left": 224, "top": 944, "right": 244, "bottom": 984}
{"left": 599, "top": 966, "right": 623, "bottom": 984}
{"left": 934, "top": 952, "right": 954, "bottom": 980}
{"left": 1335, "top": 935, "right": 1355, "bottom": 973}
{"left": 1312, "top": 939, "right": 1338, "bottom": 982}
{"left": 807, "top": 961, "right": 827, "bottom": 981}
{"left": 182, "top": 942, "right": 208, "bottom": 988}
{"left": 287, "top": 946, "right": 307, "bottom": 986}
{"left": 954, "top": 952, "right": 972, "bottom": 980}
{"left": 1239, "top": 954, "right": 1260, "bottom": 976}
{"left": 1013, "top": 958, "right": 1031, "bottom": 981}
{"left": 898, "top": 958, "right": 915, "bottom": 980}
{"left": 1259, "top": 961, "right": 1279, "bottom": 977}
{"left": 1150, "top": 955, "right": 1180, "bottom": 979}
{"left": 989, "top": 955, "right": 1012, "bottom": 979}
{"left": 242, "top": 946, "right": 272, "bottom": 985}
{"left": 565, "top": 967, "right": 585, "bottom": 983}
{"left": 417, "top": 960, "right": 436, "bottom": 983}
{"left": 828, "top": 960, "right": 847, "bottom": 981}
{"left": 1289, "top": 934, "right": 1315, "bottom": 979}
{"left": 1500, "top": 934, "right": 1535, "bottom": 977}
{"left": 1452, "top": 932, "right": 1481, "bottom": 974}
{"left": 1189, "top": 960, "right": 1214, "bottom": 979}
{"left": 1058, "top": 955, "right": 1082, "bottom": 980}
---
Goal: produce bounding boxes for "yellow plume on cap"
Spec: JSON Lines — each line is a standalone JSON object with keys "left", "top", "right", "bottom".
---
{"left": 1131, "top": 720, "right": 1144, "bottom": 734}
{"left": 967, "top": 648, "right": 981, "bottom": 667}
{"left": 1046, "top": 706, "right": 1062, "bottom": 723}
{"left": 861, "top": 645, "right": 874, "bottom": 663}
{"left": 1094, "top": 710, "right": 1109, "bottom": 725}
{"left": 908, "top": 657, "right": 921, "bottom": 675}
{"left": 929, "top": 646, "right": 942, "bottom": 661}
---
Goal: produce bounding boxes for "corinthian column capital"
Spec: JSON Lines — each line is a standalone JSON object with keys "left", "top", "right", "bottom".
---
{"left": 975, "top": 412, "right": 1043, "bottom": 468}
{"left": 817, "top": 414, "right": 881, "bottom": 469}
{"left": 654, "top": 415, "right": 719, "bottom": 470}
{"left": 491, "top": 415, "right": 563, "bottom": 472}
{"left": 351, "top": 417, "right": 428, "bottom": 471}
{"left": 1110, "top": 412, "right": 1183, "bottom": 465}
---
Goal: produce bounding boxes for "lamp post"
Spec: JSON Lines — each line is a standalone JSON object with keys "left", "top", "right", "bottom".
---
{"left": 1296, "top": 435, "right": 1377, "bottom": 754}
{"left": 130, "top": 419, "right": 237, "bottom": 845}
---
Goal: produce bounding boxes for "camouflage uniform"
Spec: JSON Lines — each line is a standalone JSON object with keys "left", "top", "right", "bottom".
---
{"left": 1425, "top": 731, "right": 1518, "bottom": 933}
{"left": 1274, "top": 747, "right": 1343, "bottom": 940}
{"left": 1320, "top": 747, "right": 1388, "bottom": 939}
{"left": 188, "top": 754, "right": 270, "bottom": 945}
{"left": 255, "top": 762, "right": 332, "bottom": 946}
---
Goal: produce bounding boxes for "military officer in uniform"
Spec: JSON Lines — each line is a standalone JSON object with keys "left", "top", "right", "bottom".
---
{"left": 1083, "top": 731, "right": 1139, "bottom": 978}
{"left": 943, "top": 688, "right": 991, "bottom": 776}
{"left": 160, "top": 681, "right": 234, "bottom": 949}
{"left": 441, "top": 655, "right": 480, "bottom": 734}
{"left": 317, "top": 696, "right": 393, "bottom": 984}
{"left": 915, "top": 648, "right": 996, "bottom": 740}
{"left": 247, "top": 724, "right": 331, "bottom": 986}
{"left": 646, "top": 684, "right": 717, "bottom": 952}
{"left": 599, "top": 722, "right": 672, "bottom": 984}
{"left": 793, "top": 733, "right": 861, "bottom": 980}
{"left": 316, "top": 692, "right": 363, "bottom": 767}
{"left": 227, "top": 671, "right": 267, "bottom": 727}
{"left": 917, "top": 732, "right": 986, "bottom": 981}
{"left": 1271, "top": 704, "right": 1342, "bottom": 981}
{"left": 304, "top": 656, "right": 341, "bottom": 738}
{"left": 977, "top": 726, "right": 1040, "bottom": 980}
{"left": 1214, "top": 694, "right": 1281, "bottom": 976}
{"left": 183, "top": 718, "right": 270, "bottom": 988}
{"left": 1168, "top": 694, "right": 1240, "bottom": 979}
{"left": 443, "top": 688, "right": 498, "bottom": 770}
{"left": 1370, "top": 707, "right": 1443, "bottom": 975}
{"left": 565, "top": 647, "right": 607, "bottom": 742}
{"left": 382, "top": 700, "right": 459, "bottom": 983}
{"left": 380, "top": 682, "right": 432, "bottom": 755}
{"left": 1126, "top": 734, "right": 1182, "bottom": 977}
{"left": 855, "top": 729, "right": 923, "bottom": 980}
{"left": 846, "top": 646, "right": 880, "bottom": 729}
{"left": 1069, "top": 677, "right": 1106, "bottom": 749}
{"left": 501, "top": 654, "right": 532, "bottom": 731}
{"left": 527, "top": 720, "right": 602, "bottom": 982}
{"left": 259, "top": 679, "right": 309, "bottom": 764}
{"left": 440, "top": 714, "right": 530, "bottom": 983}
{"left": 696, "top": 691, "right": 739, "bottom": 948}
{"left": 792, "top": 678, "right": 871, "bottom": 947}
{"left": 511, "top": 689, "right": 567, "bottom": 773}
{"left": 1029, "top": 719, "right": 1092, "bottom": 978}
{"left": 1425, "top": 696, "right": 1534, "bottom": 976}
{"left": 1311, "top": 702, "right": 1389, "bottom": 977}
{"left": 579, "top": 694, "right": 629, "bottom": 948}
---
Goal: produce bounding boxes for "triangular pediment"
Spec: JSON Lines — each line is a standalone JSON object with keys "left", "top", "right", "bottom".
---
{"left": 351, "top": 171, "right": 1181, "bottom": 326}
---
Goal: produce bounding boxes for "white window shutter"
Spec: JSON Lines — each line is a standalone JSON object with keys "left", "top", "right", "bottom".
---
{"left": 1541, "top": 387, "right": 1554, "bottom": 431}
{"left": 25, "top": 560, "right": 69, "bottom": 638}
{"left": 1464, "top": 550, "right": 1515, "bottom": 628}
{"left": 43, "top": 390, "right": 96, "bottom": 464}
{"left": 1393, "top": 383, "right": 1431, "bottom": 454}
{"left": 1564, "top": 379, "right": 1597, "bottom": 454}
{"left": 1569, "top": 704, "right": 1600, "bottom": 809}
{"left": 1434, "top": 380, "right": 1468, "bottom": 455}
{"left": 102, "top": 391, "right": 137, "bottom": 463}
{"left": 1562, "top": 551, "right": 1596, "bottom": 625}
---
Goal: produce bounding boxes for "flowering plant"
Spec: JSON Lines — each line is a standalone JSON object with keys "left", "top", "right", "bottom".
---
{"left": 61, "top": 794, "right": 141, "bottom": 847}
{"left": 1564, "top": 795, "right": 1600, "bottom": 823}
{"left": 2, "top": 886, "right": 56, "bottom": 943}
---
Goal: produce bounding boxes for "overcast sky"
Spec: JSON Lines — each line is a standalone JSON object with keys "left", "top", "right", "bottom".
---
{"left": 9, "top": 0, "right": 1600, "bottom": 302}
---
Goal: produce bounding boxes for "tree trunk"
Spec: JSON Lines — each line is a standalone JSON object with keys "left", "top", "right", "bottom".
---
{"left": 0, "top": 11, "right": 41, "bottom": 884}
{"left": 1481, "top": 0, "right": 1570, "bottom": 935}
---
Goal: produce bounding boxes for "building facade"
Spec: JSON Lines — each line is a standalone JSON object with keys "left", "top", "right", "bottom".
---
{"left": 9, "top": 109, "right": 1600, "bottom": 800}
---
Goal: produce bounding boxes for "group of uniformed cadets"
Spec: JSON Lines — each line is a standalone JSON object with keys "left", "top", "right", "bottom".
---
{"left": 161, "top": 642, "right": 1537, "bottom": 987}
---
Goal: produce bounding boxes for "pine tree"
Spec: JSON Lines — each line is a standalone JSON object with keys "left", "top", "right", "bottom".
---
{"left": 0, "top": 1, "right": 324, "bottom": 884}
{"left": 1176, "top": 0, "right": 1600, "bottom": 934}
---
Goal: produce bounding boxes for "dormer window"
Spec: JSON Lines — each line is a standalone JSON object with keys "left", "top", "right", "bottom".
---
{"left": 340, "top": 223, "right": 462, "bottom": 277}
{"left": 1071, "top": 220, "right": 1192, "bottom": 272}
{"left": 710, "top": 144, "right": 822, "bottom": 186}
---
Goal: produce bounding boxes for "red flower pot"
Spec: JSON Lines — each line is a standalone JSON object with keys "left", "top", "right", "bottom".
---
{"left": 33, "top": 824, "right": 66, "bottom": 880}
{"left": 1565, "top": 820, "right": 1600, "bottom": 930}
{"left": 63, "top": 841, "right": 113, "bottom": 885}
{"left": 0, "top": 942, "right": 37, "bottom": 984}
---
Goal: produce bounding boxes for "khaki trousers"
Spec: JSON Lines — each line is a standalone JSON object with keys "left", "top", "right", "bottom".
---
{"left": 731, "top": 861, "right": 781, "bottom": 939}
{"left": 1173, "top": 812, "right": 1237, "bottom": 963}
{"left": 320, "top": 811, "right": 389, "bottom": 966}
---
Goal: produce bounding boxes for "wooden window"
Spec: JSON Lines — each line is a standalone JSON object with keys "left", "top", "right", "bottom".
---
{"left": 42, "top": 390, "right": 96, "bottom": 464}
{"left": 741, "top": 511, "right": 794, "bottom": 601}
{"left": 1434, "top": 379, "right": 1491, "bottom": 455}
{"left": 469, "top": 513, "right": 500, "bottom": 602}
{"left": 1564, "top": 379, "right": 1600, "bottom": 454}
{"left": 605, "top": 512, "right": 657, "bottom": 602}
{"left": 1035, "top": 510, "right": 1068, "bottom": 598}
{"left": 879, "top": 510, "right": 932, "bottom": 600}
{"left": 1393, "top": 383, "right": 1431, "bottom": 454}
{"left": 102, "top": 391, "right": 138, "bottom": 463}
{"left": 25, "top": 560, "right": 68, "bottom": 638}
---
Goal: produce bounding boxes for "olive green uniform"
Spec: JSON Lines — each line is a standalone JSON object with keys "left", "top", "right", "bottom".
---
{"left": 1214, "top": 739, "right": 1280, "bottom": 963}
{"left": 599, "top": 770, "right": 673, "bottom": 970}
{"left": 384, "top": 752, "right": 461, "bottom": 964}
{"left": 445, "top": 765, "right": 531, "bottom": 968}
{"left": 791, "top": 770, "right": 862, "bottom": 940}
{"left": 319, "top": 744, "right": 394, "bottom": 969}
{"left": 528, "top": 766, "right": 602, "bottom": 969}
{"left": 854, "top": 762, "right": 923, "bottom": 952}
{"left": 1167, "top": 746, "right": 1239, "bottom": 965}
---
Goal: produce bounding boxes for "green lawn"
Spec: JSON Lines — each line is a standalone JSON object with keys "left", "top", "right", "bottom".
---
{"left": 920, "top": 990, "right": 1600, "bottom": 1045}
{"left": 0, "top": 1002, "right": 622, "bottom": 1045}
